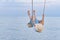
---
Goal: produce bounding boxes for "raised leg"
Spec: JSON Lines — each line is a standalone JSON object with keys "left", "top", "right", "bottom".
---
{"left": 28, "top": 10, "right": 31, "bottom": 19}
{"left": 41, "top": 14, "right": 44, "bottom": 25}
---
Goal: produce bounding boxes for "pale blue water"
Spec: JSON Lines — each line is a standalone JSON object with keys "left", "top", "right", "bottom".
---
{"left": 0, "top": 17, "right": 60, "bottom": 40}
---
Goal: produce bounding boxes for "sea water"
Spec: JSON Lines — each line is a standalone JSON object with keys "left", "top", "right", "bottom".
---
{"left": 0, "top": 17, "right": 60, "bottom": 40}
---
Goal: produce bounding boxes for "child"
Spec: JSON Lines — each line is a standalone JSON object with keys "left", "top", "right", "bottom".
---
{"left": 28, "top": 10, "right": 44, "bottom": 27}
{"left": 28, "top": 10, "right": 44, "bottom": 32}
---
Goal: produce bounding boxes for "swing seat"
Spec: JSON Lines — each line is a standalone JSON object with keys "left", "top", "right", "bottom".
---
{"left": 27, "top": 23, "right": 33, "bottom": 28}
{"left": 35, "top": 23, "right": 43, "bottom": 32}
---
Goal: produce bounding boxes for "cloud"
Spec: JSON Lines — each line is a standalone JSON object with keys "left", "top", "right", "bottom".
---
{"left": 14, "top": 0, "right": 60, "bottom": 7}
{"left": 0, "top": 0, "right": 60, "bottom": 8}
{"left": 0, "top": 0, "right": 58, "bottom": 3}
{"left": 15, "top": 0, "right": 57, "bottom": 3}
{"left": 0, "top": 0, "right": 59, "bottom": 5}
{"left": 0, "top": 0, "right": 13, "bottom": 2}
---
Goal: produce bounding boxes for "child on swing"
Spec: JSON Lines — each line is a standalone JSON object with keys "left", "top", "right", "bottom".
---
{"left": 28, "top": 10, "right": 44, "bottom": 25}
{"left": 27, "top": 10, "right": 44, "bottom": 32}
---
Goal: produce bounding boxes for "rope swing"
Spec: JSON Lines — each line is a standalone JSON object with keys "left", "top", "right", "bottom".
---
{"left": 31, "top": 0, "right": 46, "bottom": 24}
{"left": 27, "top": 0, "right": 46, "bottom": 32}
{"left": 43, "top": 0, "right": 46, "bottom": 14}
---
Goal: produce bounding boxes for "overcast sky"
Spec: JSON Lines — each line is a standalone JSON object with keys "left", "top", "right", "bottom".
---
{"left": 0, "top": 0, "right": 60, "bottom": 17}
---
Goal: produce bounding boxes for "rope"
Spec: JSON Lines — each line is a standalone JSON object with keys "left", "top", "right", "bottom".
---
{"left": 43, "top": 0, "right": 46, "bottom": 14}
{"left": 32, "top": 0, "right": 35, "bottom": 24}
{"left": 32, "top": 0, "right": 33, "bottom": 16}
{"left": 32, "top": 0, "right": 46, "bottom": 15}
{"left": 31, "top": 0, "right": 46, "bottom": 24}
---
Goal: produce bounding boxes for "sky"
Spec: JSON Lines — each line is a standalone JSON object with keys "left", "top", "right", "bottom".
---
{"left": 0, "top": 0, "right": 60, "bottom": 17}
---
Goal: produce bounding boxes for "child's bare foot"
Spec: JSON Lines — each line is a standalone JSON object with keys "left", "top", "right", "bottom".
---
{"left": 28, "top": 10, "right": 30, "bottom": 16}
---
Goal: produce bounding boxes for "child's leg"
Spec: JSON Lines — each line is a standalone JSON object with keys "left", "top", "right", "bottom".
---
{"left": 39, "top": 14, "right": 44, "bottom": 25}
{"left": 28, "top": 10, "right": 31, "bottom": 19}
